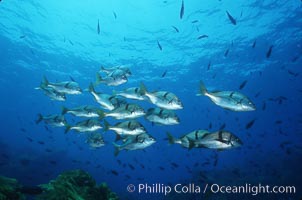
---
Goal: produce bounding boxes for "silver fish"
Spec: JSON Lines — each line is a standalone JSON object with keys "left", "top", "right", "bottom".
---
{"left": 114, "top": 87, "right": 145, "bottom": 100}
{"left": 95, "top": 73, "right": 128, "bottom": 86}
{"left": 197, "top": 81, "right": 256, "bottom": 111}
{"left": 113, "top": 133, "right": 156, "bottom": 156}
{"left": 86, "top": 132, "right": 105, "bottom": 149}
{"left": 167, "top": 130, "right": 242, "bottom": 150}
{"left": 61, "top": 105, "right": 103, "bottom": 118}
{"left": 42, "top": 76, "right": 82, "bottom": 95}
{"left": 100, "top": 104, "right": 145, "bottom": 120}
{"left": 35, "top": 84, "right": 66, "bottom": 101}
{"left": 88, "top": 83, "right": 118, "bottom": 110}
{"left": 104, "top": 120, "right": 146, "bottom": 136}
{"left": 65, "top": 119, "right": 102, "bottom": 133}
{"left": 145, "top": 108, "right": 180, "bottom": 125}
{"left": 140, "top": 83, "right": 183, "bottom": 110}
{"left": 100, "top": 66, "right": 131, "bottom": 77}
{"left": 36, "top": 114, "right": 67, "bottom": 127}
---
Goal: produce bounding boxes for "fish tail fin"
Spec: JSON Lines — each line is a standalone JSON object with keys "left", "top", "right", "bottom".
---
{"left": 64, "top": 124, "right": 71, "bottom": 134}
{"left": 97, "top": 110, "right": 105, "bottom": 120}
{"left": 112, "top": 142, "right": 121, "bottom": 156}
{"left": 198, "top": 80, "right": 208, "bottom": 96}
{"left": 61, "top": 106, "right": 68, "bottom": 115}
{"left": 95, "top": 73, "right": 103, "bottom": 85}
{"left": 139, "top": 82, "right": 147, "bottom": 95}
{"left": 88, "top": 82, "right": 96, "bottom": 93}
{"left": 166, "top": 132, "right": 176, "bottom": 144}
{"left": 103, "top": 119, "right": 110, "bottom": 131}
{"left": 35, "top": 114, "right": 43, "bottom": 124}
{"left": 42, "top": 75, "right": 49, "bottom": 86}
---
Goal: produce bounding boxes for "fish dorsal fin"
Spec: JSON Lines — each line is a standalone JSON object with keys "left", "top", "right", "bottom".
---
{"left": 229, "top": 92, "right": 235, "bottom": 98}
{"left": 159, "top": 109, "right": 164, "bottom": 116}
{"left": 163, "top": 92, "right": 169, "bottom": 98}
{"left": 134, "top": 88, "right": 138, "bottom": 93}
{"left": 195, "top": 131, "right": 199, "bottom": 140}
{"left": 127, "top": 121, "right": 131, "bottom": 129}
{"left": 125, "top": 104, "right": 129, "bottom": 110}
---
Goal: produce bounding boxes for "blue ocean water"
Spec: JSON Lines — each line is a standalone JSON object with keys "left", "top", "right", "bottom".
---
{"left": 0, "top": 0, "right": 302, "bottom": 199}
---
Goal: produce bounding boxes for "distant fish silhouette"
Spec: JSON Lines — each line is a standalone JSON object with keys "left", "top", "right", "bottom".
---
{"left": 20, "top": 35, "right": 26, "bottom": 39}
{"left": 224, "top": 48, "right": 229, "bottom": 57}
{"left": 180, "top": 0, "right": 184, "bottom": 19}
{"left": 252, "top": 40, "right": 256, "bottom": 48}
{"left": 97, "top": 19, "right": 100, "bottom": 35}
{"left": 226, "top": 11, "right": 236, "bottom": 25}
{"left": 197, "top": 35, "right": 208, "bottom": 40}
{"left": 266, "top": 45, "right": 273, "bottom": 58}
{"left": 287, "top": 70, "right": 299, "bottom": 77}
{"left": 246, "top": 119, "right": 256, "bottom": 129}
{"left": 161, "top": 70, "right": 167, "bottom": 77}
{"left": 171, "top": 26, "right": 179, "bottom": 32}
{"left": 113, "top": 11, "right": 117, "bottom": 19}
{"left": 239, "top": 80, "right": 248, "bottom": 90}
{"left": 157, "top": 40, "right": 162, "bottom": 51}
{"left": 191, "top": 20, "right": 198, "bottom": 23}
{"left": 207, "top": 61, "right": 211, "bottom": 71}
{"left": 69, "top": 40, "right": 74, "bottom": 45}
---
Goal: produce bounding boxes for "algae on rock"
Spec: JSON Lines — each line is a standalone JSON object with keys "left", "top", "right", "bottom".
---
{"left": 37, "top": 169, "right": 118, "bottom": 200}
{"left": 0, "top": 175, "right": 25, "bottom": 200}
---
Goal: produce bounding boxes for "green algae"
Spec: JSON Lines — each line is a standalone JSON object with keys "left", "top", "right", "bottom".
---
{"left": 0, "top": 176, "right": 25, "bottom": 200}
{"left": 37, "top": 169, "right": 118, "bottom": 200}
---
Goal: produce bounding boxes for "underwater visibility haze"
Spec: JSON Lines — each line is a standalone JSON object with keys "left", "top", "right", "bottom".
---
{"left": 0, "top": 0, "right": 302, "bottom": 199}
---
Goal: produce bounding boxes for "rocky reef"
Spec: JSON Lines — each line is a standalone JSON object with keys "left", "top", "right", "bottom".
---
{"left": 0, "top": 170, "right": 118, "bottom": 200}
{"left": 37, "top": 169, "right": 118, "bottom": 200}
{"left": 0, "top": 175, "right": 25, "bottom": 200}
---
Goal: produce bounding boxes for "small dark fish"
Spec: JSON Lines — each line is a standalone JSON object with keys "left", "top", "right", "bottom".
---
{"left": 111, "top": 170, "right": 119, "bottom": 176}
{"left": 252, "top": 40, "right": 256, "bottom": 48}
{"left": 219, "top": 123, "right": 226, "bottom": 130}
{"left": 171, "top": 26, "right": 179, "bottom": 32}
{"left": 262, "top": 102, "right": 266, "bottom": 110}
{"left": 266, "top": 45, "right": 273, "bottom": 58}
{"left": 161, "top": 70, "right": 167, "bottom": 77}
{"left": 20, "top": 35, "right": 26, "bottom": 39}
{"left": 180, "top": 0, "right": 184, "bottom": 19}
{"left": 157, "top": 40, "right": 162, "bottom": 51}
{"left": 288, "top": 70, "right": 299, "bottom": 77}
{"left": 208, "top": 122, "right": 212, "bottom": 129}
{"left": 224, "top": 49, "right": 229, "bottom": 57}
{"left": 207, "top": 61, "right": 211, "bottom": 71}
{"left": 69, "top": 76, "right": 76, "bottom": 82}
{"left": 197, "top": 35, "right": 208, "bottom": 40}
{"left": 117, "top": 159, "right": 122, "bottom": 165}
{"left": 226, "top": 11, "right": 236, "bottom": 25}
{"left": 26, "top": 137, "right": 33, "bottom": 142}
{"left": 140, "top": 164, "right": 145, "bottom": 169}
{"left": 45, "top": 149, "right": 52, "bottom": 153}
{"left": 254, "top": 91, "right": 261, "bottom": 98}
{"left": 159, "top": 166, "right": 165, "bottom": 170}
{"left": 97, "top": 19, "right": 100, "bottom": 35}
{"left": 239, "top": 80, "right": 248, "bottom": 90}
{"left": 38, "top": 141, "right": 45, "bottom": 145}
{"left": 171, "top": 162, "right": 179, "bottom": 168}
{"left": 20, "top": 128, "right": 26, "bottom": 132}
{"left": 246, "top": 119, "right": 256, "bottom": 129}
{"left": 275, "top": 120, "right": 282, "bottom": 124}
{"left": 69, "top": 40, "right": 74, "bottom": 45}
{"left": 49, "top": 160, "right": 57, "bottom": 165}
{"left": 113, "top": 11, "right": 117, "bottom": 19}
{"left": 191, "top": 20, "right": 198, "bottom": 23}
{"left": 291, "top": 55, "right": 299, "bottom": 62}
{"left": 240, "top": 10, "right": 243, "bottom": 17}
{"left": 128, "top": 164, "right": 135, "bottom": 170}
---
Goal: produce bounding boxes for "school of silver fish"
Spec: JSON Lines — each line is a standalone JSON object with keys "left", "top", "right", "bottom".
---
{"left": 36, "top": 65, "right": 256, "bottom": 155}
